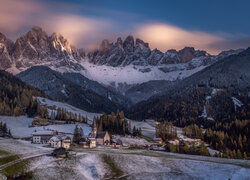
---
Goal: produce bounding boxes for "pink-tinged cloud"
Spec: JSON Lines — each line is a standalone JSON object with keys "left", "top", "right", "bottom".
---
{"left": 40, "top": 14, "right": 113, "bottom": 49}
{"left": 135, "top": 23, "right": 227, "bottom": 54}
{"left": 0, "top": 0, "right": 114, "bottom": 50}
{"left": 0, "top": 0, "right": 249, "bottom": 54}
{"left": 0, "top": 0, "right": 45, "bottom": 34}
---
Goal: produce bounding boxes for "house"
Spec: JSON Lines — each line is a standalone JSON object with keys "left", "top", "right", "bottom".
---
{"left": 153, "top": 138, "right": 163, "bottom": 144}
{"left": 52, "top": 147, "right": 67, "bottom": 158}
{"left": 32, "top": 130, "right": 55, "bottom": 144}
{"left": 96, "top": 131, "right": 110, "bottom": 145}
{"left": 89, "top": 138, "right": 97, "bottom": 148}
{"left": 80, "top": 137, "right": 96, "bottom": 148}
{"left": 49, "top": 135, "right": 71, "bottom": 149}
{"left": 114, "top": 139, "right": 123, "bottom": 148}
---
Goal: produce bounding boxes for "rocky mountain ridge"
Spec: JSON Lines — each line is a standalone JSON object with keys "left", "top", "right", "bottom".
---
{"left": 0, "top": 26, "right": 244, "bottom": 86}
{"left": 0, "top": 26, "right": 85, "bottom": 73}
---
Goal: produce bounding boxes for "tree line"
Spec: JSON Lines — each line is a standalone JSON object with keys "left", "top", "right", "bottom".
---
{"left": 183, "top": 124, "right": 203, "bottom": 139}
{"left": 165, "top": 140, "right": 210, "bottom": 156}
{"left": 155, "top": 121, "right": 177, "bottom": 141}
{"left": 93, "top": 111, "right": 142, "bottom": 136}
{"left": 37, "top": 107, "right": 89, "bottom": 124}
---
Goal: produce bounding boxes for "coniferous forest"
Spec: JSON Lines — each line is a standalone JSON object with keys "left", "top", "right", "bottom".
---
{"left": 93, "top": 111, "right": 141, "bottom": 136}
{"left": 0, "top": 70, "right": 46, "bottom": 117}
{"left": 204, "top": 119, "right": 249, "bottom": 159}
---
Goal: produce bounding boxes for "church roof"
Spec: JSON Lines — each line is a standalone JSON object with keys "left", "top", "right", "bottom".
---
{"left": 96, "top": 131, "right": 107, "bottom": 138}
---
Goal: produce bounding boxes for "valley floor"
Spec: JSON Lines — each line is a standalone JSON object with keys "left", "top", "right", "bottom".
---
{"left": 0, "top": 138, "right": 250, "bottom": 180}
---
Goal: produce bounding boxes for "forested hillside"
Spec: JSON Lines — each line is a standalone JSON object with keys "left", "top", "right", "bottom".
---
{"left": 127, "top": 48, "right": 250, "bottom": 126}
{"left": 0, "top": 70, "right": 46, "bottom": 116}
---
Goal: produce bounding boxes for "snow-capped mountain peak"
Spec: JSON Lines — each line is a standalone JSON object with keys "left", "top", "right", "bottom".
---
{"left": 0, "top": 27, "right": 244, "bottom": 86}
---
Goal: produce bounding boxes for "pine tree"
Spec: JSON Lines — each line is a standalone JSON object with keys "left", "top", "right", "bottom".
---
{"left": 79, "top": 127, "right": 84, "bottom": 137}
{"left": 2, "top": 123, "right": 7, "bottom": 133}
{"left": 138, "top": 128, "right": 142, "bottom": 137}
{"left": 128, "top": 121, "right": 132, "bottom": 134}
{"left": 232, "top": 150, "right": 237, "bottom": 159}
{"left": 132, "top": 126, "right": 137, "bottom": 137}
{"left": 243, "top": 152, "right": 248, "bottom": 160}
{"left": 73, "top": 125, "right": 79, "bottom": 143}
{"left": 237, "top": 149, "right": 242, "bottom": 159}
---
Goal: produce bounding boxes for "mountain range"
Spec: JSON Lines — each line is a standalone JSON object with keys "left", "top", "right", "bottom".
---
{"left": 0, "top": 26, "right": 243, "bottom": 85}
{"left": 0, "top": 26, "right": 249, "bottom": 119}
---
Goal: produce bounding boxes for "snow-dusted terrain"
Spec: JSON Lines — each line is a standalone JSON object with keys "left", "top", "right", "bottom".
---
{"left": 128, "top": 119, "right": 156, "bottom": 138}
{"left": 112, "top": 135, "right": 152, "bottom": 147}
{"left": 37, "top": 97, "right": 101, "bottom": 122}
{"left": 80, "top": 61, "right": 208, "bottom": 86}
{"left": 1, "top": 139, "right": 250, "bottom": 180}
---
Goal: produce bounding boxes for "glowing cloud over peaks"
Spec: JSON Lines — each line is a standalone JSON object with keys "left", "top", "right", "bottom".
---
{"left": 135, "top": 23, "right": 225, "bottom": 54}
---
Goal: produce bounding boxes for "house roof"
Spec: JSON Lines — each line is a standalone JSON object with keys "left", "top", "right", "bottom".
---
{"left": 53, "top": 147, "right": 67, "bottom": 155}
{"left": 79, "top": 137, "right": 88, "bottom": 143}
{"left": 50, "top": 135, "right": 71, "bottom": 142}
{"left": 153, "top": 138, "right": 162, "bottom": 141}
{"left": 32, "top": 130, "right": 54, "bottom": 136}
{"left": 96, "top": 131, "right": 107, "bottom": 138}
{"left": 116, "top": 139, "right": 123, "bottom": 145}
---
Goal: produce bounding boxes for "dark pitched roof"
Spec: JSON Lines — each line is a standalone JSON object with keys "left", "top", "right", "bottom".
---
{"left": 53, "top": 147, "right": 67, "bottom": 155}
{"left": 116, "top": 139, "right": 123, "bottom": 145}
{"left": 96, "top": 131, "right": 106, "bottom": 138}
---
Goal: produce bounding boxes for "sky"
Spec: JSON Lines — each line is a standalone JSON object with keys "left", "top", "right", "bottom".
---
{"left": 0, "top": 0, "right": 250, "bottom": 54}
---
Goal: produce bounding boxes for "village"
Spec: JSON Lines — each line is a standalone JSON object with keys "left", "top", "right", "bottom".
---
{"left": 0, "top": 97, "right": 213, "bottom": 159}
{"left": 30, "top": 120, "right": 166, "bottom": 158}
{"left": 0, "top": 98, "right": 249, "bottom": 179}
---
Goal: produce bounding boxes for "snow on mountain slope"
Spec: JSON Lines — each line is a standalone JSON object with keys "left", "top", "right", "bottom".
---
{"left": 0, "top": 27, "right": 244, "bottom": 87}
{"left": 80, "top": 60, "right": 208, "bottom": 85}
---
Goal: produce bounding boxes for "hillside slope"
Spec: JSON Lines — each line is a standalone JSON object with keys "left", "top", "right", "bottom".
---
{"left": 0, "top": 70, "right": 46, "bottom": 116}
{"left": 17, "top": 66, "right": 124, "bottom": 113}
{"left": 127, "top": 47, "right": 250, "bottom": 125}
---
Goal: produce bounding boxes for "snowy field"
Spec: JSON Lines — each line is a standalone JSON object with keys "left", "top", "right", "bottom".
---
{"left": 0, "top": 116, "right": 91, "bottom": 138}
{"left": 0, "top": 138, "right": 52, "bottom": 157}
{"left": 112, "top": 135, "right": 152, "bottom": 146}
{"left": 129, "top": 119, "right": 156, "bottom": 139}
{"left": 1, "top": 139, "right": 250, "bottom": 180}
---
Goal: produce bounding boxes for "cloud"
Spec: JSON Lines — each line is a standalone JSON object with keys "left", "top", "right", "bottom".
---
{"left": 0, "top": 0, "right": 114, "bottom": 50}
{"left": 40, "top": 14, "right": 113, "bottom": 49}
{"left": 0, "top": 0, "right": 249, "bottom": 54}
{"left": 134, "top": 23, "right": 229, "bottom": 54}
{"left": 0, "top": 0, "right": 44, "bottom": 34}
